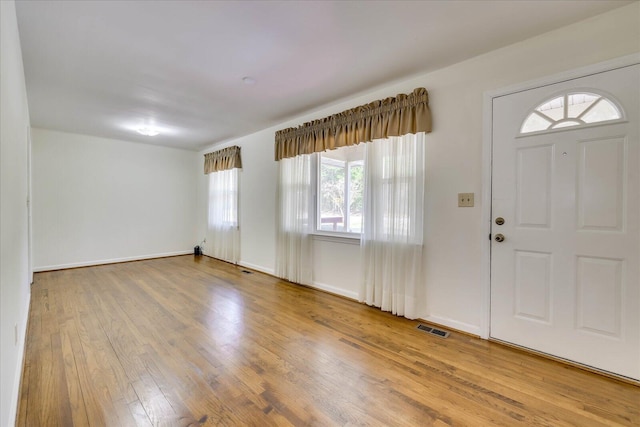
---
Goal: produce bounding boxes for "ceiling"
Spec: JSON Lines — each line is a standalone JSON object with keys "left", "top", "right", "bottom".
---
{"left": 15, "top": 0, "right": 632, "bottom": 151}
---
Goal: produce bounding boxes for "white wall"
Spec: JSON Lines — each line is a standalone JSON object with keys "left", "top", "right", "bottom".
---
{"left": 0, "top": 1, "right": 32, "bottom": 425}
{"left": 199, "top": 3, "right": 640, "bottom": 335}
{"left": 32, "top": 129, "right": 199, "bottom": 270}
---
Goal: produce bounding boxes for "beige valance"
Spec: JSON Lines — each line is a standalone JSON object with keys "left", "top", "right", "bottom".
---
{"left": 274, "top": 87, "right": 432, "bottom": 161}
{"left": 204, "top": 145, "right": 242, "bottom": 174}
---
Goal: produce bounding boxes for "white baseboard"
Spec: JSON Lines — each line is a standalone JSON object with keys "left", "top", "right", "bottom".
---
{"left": 311, "top": 281, "right": 358, "bottom": 300}
{"left": 8, "top": 292, "right": 31, "bottom": 426}
{"left": 236, "top": 262, "right": 358, "bottom": 301}
{"left": 235, "top": 260, "right": 359, "bottom": 301}
{"left": 421, "top": 314, "right": 482, "bottom": 337}
{"left": 238, "top": 261, "right": 275, "bottom": 276}
{"left": 33, "top": 250, "right": 192, "bottom": 272}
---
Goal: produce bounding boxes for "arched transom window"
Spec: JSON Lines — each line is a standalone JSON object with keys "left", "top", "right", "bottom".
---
{"left": 520, "top": 92, "right": 622, "bottom": 134}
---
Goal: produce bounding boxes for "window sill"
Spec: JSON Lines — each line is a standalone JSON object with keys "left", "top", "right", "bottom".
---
{"left": 312, "top": 232, "right": 361, "bottom": 246}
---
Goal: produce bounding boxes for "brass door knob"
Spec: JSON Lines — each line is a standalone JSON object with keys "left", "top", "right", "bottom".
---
{"left": 494, "top": 233, "right": 505, "bottom": 242}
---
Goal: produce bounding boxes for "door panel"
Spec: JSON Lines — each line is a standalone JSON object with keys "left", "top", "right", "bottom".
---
{"left": 491, "top": 64, "right": 639, "bottom": 380}
{"left": 577, "top": 137, "right": 625, "bottom": 230}
{"left": 576, "top": 256, "right": 622, "bottom": 337}
{"left": 516, "top": 145, "right": 552, "bottom": 228}
{"left": 514, "top": 250, "right": 551, "bottom": 323}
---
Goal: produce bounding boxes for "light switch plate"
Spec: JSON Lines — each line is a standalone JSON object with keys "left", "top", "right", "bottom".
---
{"left": 458, "top": 193, "right": 474, "bottom": 207}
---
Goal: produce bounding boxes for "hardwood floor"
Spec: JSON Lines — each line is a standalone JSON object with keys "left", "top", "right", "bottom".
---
{"left": 17, "top": 255, "right": 639, "bottom": 426}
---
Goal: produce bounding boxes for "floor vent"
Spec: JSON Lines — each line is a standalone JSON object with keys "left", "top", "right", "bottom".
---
{"left": 241, "top": 270, "right": 253, "bottom": 274}
{"left": 416, "top": 324, "right": 450, "bottom": 338}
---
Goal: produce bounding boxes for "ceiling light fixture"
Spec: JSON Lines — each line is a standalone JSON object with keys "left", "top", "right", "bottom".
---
{"left": 242, "top": 76, "right": 256, "bottom": 85}
{"left": 136, "top": 126, "right": 160, "bottom": 136}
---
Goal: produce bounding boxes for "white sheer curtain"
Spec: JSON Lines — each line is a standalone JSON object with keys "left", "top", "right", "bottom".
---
{"left": 276, "top": 154, "right": 313, "bottom": 285}
{"left": 359, "top": 132, "right": 425, "bottom": 319}
{"left": 205, "top": 168, "right": 240, "bottom": 263}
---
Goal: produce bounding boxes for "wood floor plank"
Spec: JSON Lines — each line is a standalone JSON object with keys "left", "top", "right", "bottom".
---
{"left": 59, "top": 320, "right": 92, "bottom": 426}
{"left": 17, "top": 255, "right": 640, "bottom": 426}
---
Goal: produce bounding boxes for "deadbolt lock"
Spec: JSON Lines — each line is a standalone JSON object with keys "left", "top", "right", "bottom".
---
{"left": 495, "top": 217, "right": 505, "bottom": 225}
{"left": 494, "top": 233, "right": 505, "bottom": 242}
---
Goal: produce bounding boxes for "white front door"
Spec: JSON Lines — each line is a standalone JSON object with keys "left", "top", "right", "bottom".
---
{"left": 490, "top": 64, "right": 640, "bottom": 380}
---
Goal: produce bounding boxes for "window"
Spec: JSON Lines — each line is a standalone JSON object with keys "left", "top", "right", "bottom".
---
{"left": 520, "top": 92, "right": 622, "bottom": 134}
{"left": 206, "top": 167, "right": 240, "bottom": 263}
{"left": 279, "top": 154, "right": 312, "bottom": 232}
{"left": 380, "top": 152, "right": 413, "bottom": 237}
{"left": 209, "top": 168, "right": 238, "bottom": 228}
{"left": 317, "top": 144, "right": 364, "bottom": 234}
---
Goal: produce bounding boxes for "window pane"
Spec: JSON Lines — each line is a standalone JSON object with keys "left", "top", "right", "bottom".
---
{"left": 551, "top": 120, "right": 581, "bottom": 129}
{"left": 521, "top": 112, "right": 551, "bottom": 133}
{"left": 348, "top": 163, "right": 363, "bottom": 233}
{"left": 567, "top": 93, "right": 599, "bottom": 118}
{"left": 209, "top": 168, "right": 238, "bottom": 228}
{"left": 319, "top": 160, "right": 345, "bottom": 231}
{"left": 582, "top": 99, "right": 621, "bottom": 123}
{"left": 536, "top": 96, "right": 564, "bottom": 121}
{"left": 317, "top": 144, "right": 364, "bottom": 234}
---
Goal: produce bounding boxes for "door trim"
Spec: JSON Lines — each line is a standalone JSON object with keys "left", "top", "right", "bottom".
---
{"left": 27, "top": 125, "right": 33, "bottom": 284}
{"left": 480, "top": 53, "right": 640, "bottom": 339}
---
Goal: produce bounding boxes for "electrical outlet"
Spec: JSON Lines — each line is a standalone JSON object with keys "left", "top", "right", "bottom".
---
{"left": 458, "top": 193, "right": 474, "bottom": 207}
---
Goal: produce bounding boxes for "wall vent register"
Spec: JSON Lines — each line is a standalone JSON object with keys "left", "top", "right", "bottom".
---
{"left": 416, "top": 324, "right": 450, "bottom": 338}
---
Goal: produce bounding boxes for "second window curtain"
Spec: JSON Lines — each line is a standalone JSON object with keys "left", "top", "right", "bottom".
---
{"left": 359, "top": 132, "right": 425, "bottom": 319}
{"left": 276, "top": 154, "right": 313, "bottom": 285}
{"left": 204, "top": 146, "right": 241, "bottom": 264}
{"left": 206, "top": 168, "right": 240, "bottom": 263}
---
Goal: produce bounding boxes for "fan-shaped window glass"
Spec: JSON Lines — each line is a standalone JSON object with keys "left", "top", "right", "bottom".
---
{"left": 520, "top": 92, "right": 622, "bottom": 134}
